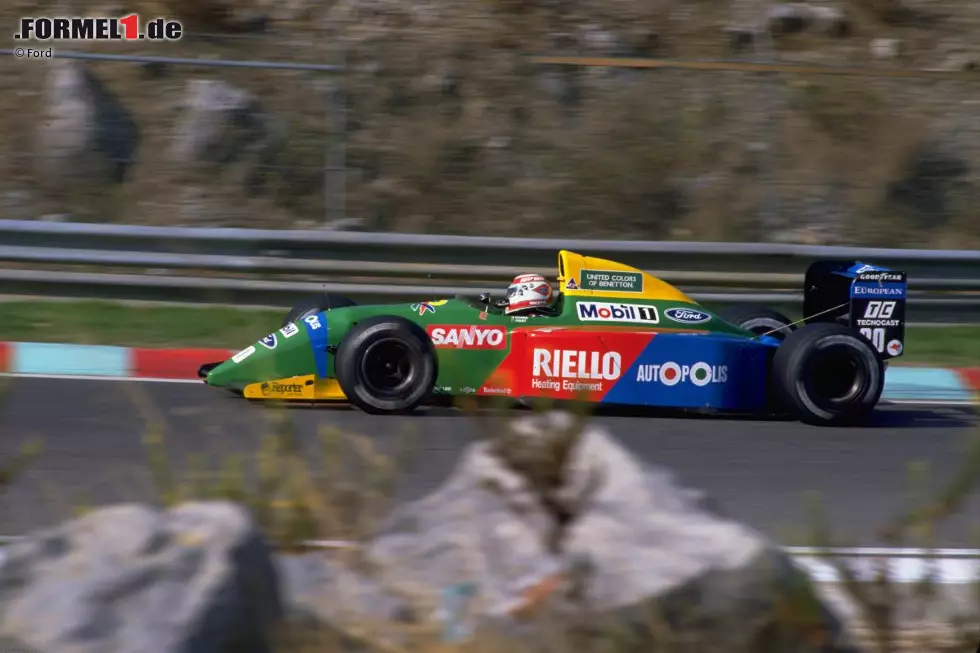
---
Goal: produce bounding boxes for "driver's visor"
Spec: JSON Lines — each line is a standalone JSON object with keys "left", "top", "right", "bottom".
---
{"left": 505, "top": 284, "right": 521, "bottom": 299}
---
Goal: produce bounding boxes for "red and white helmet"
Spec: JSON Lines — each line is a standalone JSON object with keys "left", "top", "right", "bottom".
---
{"left": 505, "top": 273, "right": 554, "bottom": 315}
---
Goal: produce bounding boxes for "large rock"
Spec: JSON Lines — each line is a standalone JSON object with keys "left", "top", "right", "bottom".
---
{"left": 171, "top": 79, "right": 269, "bottom": 167}
{"left": 35, "top": 60, "right": 140, "bottom": 187}
{"left": 0, "top": 502, "right": 284, "bottom": 653}
{"left": 170, "top": 79, "right": 297, "bottom": 204}
{"left": 299, "top": 412, "right": 863, "bottom": 651}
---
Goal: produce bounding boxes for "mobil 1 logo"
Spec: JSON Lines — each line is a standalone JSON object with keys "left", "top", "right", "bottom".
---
{"left": 850, "top": 270, "right": 906, "bottom": 359}
{"left": 576, "top": 301, "right": 659, "bottom": 324}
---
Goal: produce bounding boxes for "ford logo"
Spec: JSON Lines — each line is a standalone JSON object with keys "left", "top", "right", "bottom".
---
{"left": 664, "top": 307, "right": 711, "bottom": 324}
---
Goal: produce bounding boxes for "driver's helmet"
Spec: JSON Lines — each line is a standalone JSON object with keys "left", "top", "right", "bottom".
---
{"left": 505, "top": 273, "right": 554, "bottom": 315}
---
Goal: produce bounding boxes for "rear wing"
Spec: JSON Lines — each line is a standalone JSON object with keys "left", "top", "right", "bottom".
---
{"left": 803, "top": 261, "right": 906, "bottom": 360}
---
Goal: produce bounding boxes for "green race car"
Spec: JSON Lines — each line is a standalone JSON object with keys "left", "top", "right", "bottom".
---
{"left": 199, "top": 250, "right": 906, "bottom": 425}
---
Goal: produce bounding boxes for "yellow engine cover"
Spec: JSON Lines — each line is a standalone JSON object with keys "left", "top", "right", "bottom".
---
{"left": 556, "top": 250, "right": 698, "bottom": 304}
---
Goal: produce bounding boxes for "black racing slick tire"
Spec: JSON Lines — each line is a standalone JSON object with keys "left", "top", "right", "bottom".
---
{"left": 334, "top": 316, "right": 437, "bottom": 415}
{"left": 282, "top": 294, "right": 357, "bottom": 328}
{"left": 718, "top": 305, "right": 796, "bottom": 341}
{"left": 772, "top": 323, "right": 884, "bottom": 426}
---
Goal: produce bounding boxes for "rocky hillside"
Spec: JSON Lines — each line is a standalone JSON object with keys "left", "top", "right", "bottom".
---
{"left": 1, "top": 0, "right": 979, "bottom": 246}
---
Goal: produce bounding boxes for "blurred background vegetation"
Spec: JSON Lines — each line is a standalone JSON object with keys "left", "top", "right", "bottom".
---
{"left": 0, "top": 0, "right": 979, "bottom": 247}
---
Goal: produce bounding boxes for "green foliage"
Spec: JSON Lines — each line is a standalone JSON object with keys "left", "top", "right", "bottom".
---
{"left": 143, "top": 408, "right": 419, "bottom": 551}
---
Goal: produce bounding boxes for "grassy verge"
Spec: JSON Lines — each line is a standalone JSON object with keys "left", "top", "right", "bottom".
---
{"left": 1, "top": 299, "right": 978, "bottom": 367}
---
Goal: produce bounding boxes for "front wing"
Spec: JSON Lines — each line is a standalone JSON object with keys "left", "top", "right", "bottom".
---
{"left": 242, "top": 375, "right": 346, "bottom": 401}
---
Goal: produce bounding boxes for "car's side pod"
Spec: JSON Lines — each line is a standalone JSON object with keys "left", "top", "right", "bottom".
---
{"left": 802, "top": 260, "right": 907, "bottom": 361}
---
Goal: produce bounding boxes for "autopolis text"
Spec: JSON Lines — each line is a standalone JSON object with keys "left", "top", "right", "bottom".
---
{"left": 636, "top": 362, "right": 728, "bottom": 386}
{"left": 15, "top": 16, "right": 182, "bottom": 41}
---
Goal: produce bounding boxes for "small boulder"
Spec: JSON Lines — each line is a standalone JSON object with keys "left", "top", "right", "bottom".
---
{"left": 0, "top": 502, "right": 284, "bottom": 653}
{"left": 171, "top": 79, "right": 268, "bottom": 166}
{"left": 35, "top": 59, "right": 140, "bottom": 187}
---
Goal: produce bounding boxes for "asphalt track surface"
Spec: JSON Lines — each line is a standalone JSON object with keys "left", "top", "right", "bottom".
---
{"left": 0, "top": 377, "right": 978, "bottom": 546}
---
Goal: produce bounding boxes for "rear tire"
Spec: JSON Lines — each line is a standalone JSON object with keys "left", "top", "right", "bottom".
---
{"left": 772, "top": 323, "right": 884, "bottom": 426}
{"left": 282, "top": 294, "right": 357, "bottom": 327}
{"left": 334, "top": 316, "right": 437, "bottom": 415}
{"left": 719, "top": 305, "right": 796, "bottom": 341}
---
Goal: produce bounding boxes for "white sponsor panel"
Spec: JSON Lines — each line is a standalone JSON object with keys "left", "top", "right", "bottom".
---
{"left": 232, "top": 346, "right": 256, "bottom": 364}
{"left": 576, "top": 302, "right": 659, "bottom": 324}
{"left": 856, "top": 300, "right": 900, "bottom": 327}
{"left": 664, "top": 307, "right": 712, "bottom": 325}
{"left": 279, "top": 323, "right": 300, "bottom": 338}
{"left": 853, "top": 286, "right": 904, "bottom": 297}
{"left": 531, "top": 348, "right": 621, "bottom": 393}
{"left": 863, "top": 301, "right": 896, "bottom": 319}
{"left": 427, "top": 325, "right": 507, "bottom": 349}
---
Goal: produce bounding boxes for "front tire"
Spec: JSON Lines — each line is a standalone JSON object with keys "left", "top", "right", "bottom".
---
{"left": 334, "top": 316, "right": 437, "bottom": 415}
{"left": 772, "top": 323, "right": 884, "bottom": 426}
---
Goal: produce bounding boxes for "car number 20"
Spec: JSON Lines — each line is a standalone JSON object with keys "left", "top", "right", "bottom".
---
{"left": 859, "top": 327, "right": 886, "bottom": 352}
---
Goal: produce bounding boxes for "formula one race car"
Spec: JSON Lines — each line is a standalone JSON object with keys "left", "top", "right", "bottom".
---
{"left": 199, "top": 250, "right": 907, "bottom": 426}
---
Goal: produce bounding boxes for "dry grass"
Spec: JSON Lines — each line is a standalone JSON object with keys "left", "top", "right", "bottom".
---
{"left": 0, "top": 366, "right": 978, "bottom": 651}
{"left": 125, "top": 395, "right": 980, "bottom": 653}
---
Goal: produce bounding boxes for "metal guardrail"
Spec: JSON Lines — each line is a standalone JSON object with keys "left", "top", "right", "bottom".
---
{"left": 2, "top": 219, "right": 980, "bottom": 322}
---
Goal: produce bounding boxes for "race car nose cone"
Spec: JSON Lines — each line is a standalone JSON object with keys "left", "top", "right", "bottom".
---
{"left": 198, "top": 362, "right": 221, "bottom": 380}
